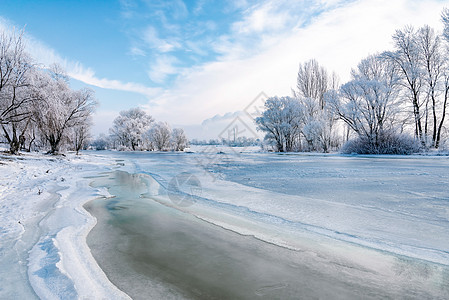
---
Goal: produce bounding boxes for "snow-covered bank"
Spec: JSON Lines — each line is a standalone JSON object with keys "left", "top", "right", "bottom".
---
{"left": 0, "top": 151, "right": 130, "bottom": 299}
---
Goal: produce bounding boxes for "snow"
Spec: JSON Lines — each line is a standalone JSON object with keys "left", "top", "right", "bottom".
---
{"left": 0, "top": 151, "right": 130, "bottom": 299}
{"left": 1, "top": 148, "right": 448, "bottom": 298}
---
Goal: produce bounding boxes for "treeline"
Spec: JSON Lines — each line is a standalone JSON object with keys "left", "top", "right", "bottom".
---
{"left": 0, "top": 28, "right": 95, "bottom": 155}
{"left": 257, "top": 9, "right": 449, "bottom": 154}
{"left": 190, "top": 137, "right": 261, "bottom": 147}
{"left": 91, "top": 107, "right": 188, "bottom": 151}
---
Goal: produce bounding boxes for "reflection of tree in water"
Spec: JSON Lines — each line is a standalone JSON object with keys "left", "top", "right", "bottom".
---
{"left": 114, "top": 171, "right": 147, "bottom": 196}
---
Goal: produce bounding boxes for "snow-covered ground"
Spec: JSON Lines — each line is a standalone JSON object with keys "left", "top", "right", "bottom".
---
{"left": 0, "top": 151, "right": 131, "bottom": 299}
{"left": 1, "top": 148, "right": 448, "bottom": 299}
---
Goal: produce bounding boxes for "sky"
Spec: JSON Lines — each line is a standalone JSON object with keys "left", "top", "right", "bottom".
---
{"left": 1, "top": 0, "right": 448, "bottom": 139}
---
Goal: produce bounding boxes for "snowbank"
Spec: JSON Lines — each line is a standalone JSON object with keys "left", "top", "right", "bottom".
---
{"left": 0, "top": 151, "right": 130, "bottom": 299}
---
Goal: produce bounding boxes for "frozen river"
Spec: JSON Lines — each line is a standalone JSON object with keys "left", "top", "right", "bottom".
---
{"left": 85, "top": 149, "right": 449, "bottom": 299}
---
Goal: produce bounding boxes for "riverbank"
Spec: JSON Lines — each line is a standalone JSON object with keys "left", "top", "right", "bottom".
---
{"left": 0, "top": 151, "right": 130, "bottom": 299}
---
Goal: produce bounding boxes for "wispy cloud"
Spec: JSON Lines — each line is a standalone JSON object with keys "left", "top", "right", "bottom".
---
{"left": 0, "top": 16, "right": 160, "bottom": 98}
{"left": 142, "top": 26, "right": 180, "bottom": 52}
{"left": 68, "top": 63, "right": 161, "bottom": 97}
{"left": 142, "top": 0, "right": 448, "bottom": 134}
{"left": 147, "top": 55, "right": 179, "bottom": 84}
{"left": 231, "top": 1, "right": 290, "bottom": 35}
{"left": 129, "top": 46, "right": 146, "bottom": 56}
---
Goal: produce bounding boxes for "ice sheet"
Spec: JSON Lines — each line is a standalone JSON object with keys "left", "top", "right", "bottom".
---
{"left": 1, "top": 149, "right": 449, "bottom": 299}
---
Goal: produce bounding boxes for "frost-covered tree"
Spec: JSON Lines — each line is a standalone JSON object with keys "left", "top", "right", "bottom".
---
{"left": 149, "top": 122, "right": 172, "bottom": 151}
{"left": 255, "top": 96, "right": 302, "bottom": 152}
{"left": 294, "top": 59, "right": 339, "bottom": 152}
{"left": 0, "top": 28, "right": 35, "bottom": 154}
{"left": 72, "top": 123, "right": 90, "bottom": 155}
{"left": 384, "top": 27, "right": 425, "bottom": 145}
{"left": 171, "top": 128, "right": 188, "bottom": 151}
{"left": 33, "top": 72, "right": 96, "bottom": 154}
{"left": 329, "top": 54, "right": 405, "bottom": 152}
{"left": 22, "top": 121, "right": 41, "bottom": 152}
{"left": 434, "top": 10, "right": 449, "bottom": 148}
{"left": 383, "top": 21, "right": 449, "bottom": 148}
{"left": 417, "top": 25, "right": 442, "bottom": 145}
{"left": 0, "top": 27, "right": 96, "bottom": 155}
{"left": 436, "top": 66, "right": 449, "bottom": 148}
{"left": 110, "top": 107, "right": 154, "bottom": 150}
{"left": 295, "top": 59, "right": 337, "bottom": 109}
{"left": 301, "top": 102, "right": 337, "bottom": 153}
{"left": 442, "top": 8, "right": 449, "bottom": 42}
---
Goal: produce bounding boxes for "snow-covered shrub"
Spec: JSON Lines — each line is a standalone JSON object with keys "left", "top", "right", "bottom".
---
{"left": 341, "top": 133, "right": 420, "bottom": 155}
{"left": 437, "top": 138, "right": 449, "bottom": 154}
{"left": 91, "top": 134, "right": 109, "bottom": 150}
{"left": 117, "top": 145, "right": 130, "bottom": 151}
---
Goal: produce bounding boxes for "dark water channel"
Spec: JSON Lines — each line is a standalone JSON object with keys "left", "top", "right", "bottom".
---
{"left": 84, "top": 171, "right": 444, "bottom": 300}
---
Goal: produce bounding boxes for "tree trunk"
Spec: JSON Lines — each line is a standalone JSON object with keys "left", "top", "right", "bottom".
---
{"left": 413, "top": 94, "right": 425, "bottom": 147}
{"left": 435, "top": 87, "right": 449, "bottom": 148}
{"left": 2, "top": 124, "right": 21, "bottom": 154}
{"left": 47, "top": 134, "right": 61, "bottom": 154}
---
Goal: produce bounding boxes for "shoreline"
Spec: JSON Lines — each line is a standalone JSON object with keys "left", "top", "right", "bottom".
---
{"left": 0, "top": 152, "right": 131, "bottom": 299}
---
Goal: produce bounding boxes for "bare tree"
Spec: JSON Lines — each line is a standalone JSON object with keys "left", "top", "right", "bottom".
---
{"left": 295, "top": 59, "right": 329, "bottom": 109}
{"left": 416, "top": 25, "right": 444, "bottom": 146}
{"left": 435, "top": 9, "right": 449, "bottom": 148}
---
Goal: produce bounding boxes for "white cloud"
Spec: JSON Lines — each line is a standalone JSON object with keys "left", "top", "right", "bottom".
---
{"left": 147, "top": 55, "right": 179, "bottom": 83}
{"left": 68, "top": 63, "right": 161, "bottom": 97}
{"left": 181, "top": 110, "right": 261, "bottom": 140}
{"left": 129, "top": 46, "right": 146, "bottom": 56}
{"left": 143, "top": 26, "right": 180, "bottom": 53}
{"left": 232, "top": 1, "right": 290, "bottom": 34}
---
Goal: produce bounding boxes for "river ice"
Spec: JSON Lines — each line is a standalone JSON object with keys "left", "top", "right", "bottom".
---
{"left": 113, "top": 148, "right": 449, "bottom": 265}
{"left": 1, "top": 148, "right": 449, "bottom": 299}
{"left": 87, "top": 148, "right": 449, "bottom": 299}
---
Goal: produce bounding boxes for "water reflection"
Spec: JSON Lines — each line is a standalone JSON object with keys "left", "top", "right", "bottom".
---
{"left": 85, "top": 171, "right": 448, "bottom": 300}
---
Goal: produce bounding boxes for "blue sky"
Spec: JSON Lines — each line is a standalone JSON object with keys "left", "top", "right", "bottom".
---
{"left": 1, "top": 0, "right": 448, "bottom": 138}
